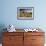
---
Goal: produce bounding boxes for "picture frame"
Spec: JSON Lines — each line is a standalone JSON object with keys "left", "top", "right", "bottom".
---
{"left": 17, "top": 7, "right": 34, "bottom": 20}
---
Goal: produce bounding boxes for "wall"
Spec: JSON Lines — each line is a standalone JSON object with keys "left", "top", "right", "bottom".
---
{"left": 0, "top": 0, "right": 46, "bottom": 44}
{"left": 0, "top": 0, "right": 46, "bottom": 30}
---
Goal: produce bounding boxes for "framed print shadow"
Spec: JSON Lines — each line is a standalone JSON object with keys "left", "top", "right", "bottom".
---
{"left": 17, "top": 7, "right": 34, "bottom": 20}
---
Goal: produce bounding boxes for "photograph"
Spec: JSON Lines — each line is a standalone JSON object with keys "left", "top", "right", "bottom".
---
{"left": 17, "top": 7, "right": 34, "bottom": 20}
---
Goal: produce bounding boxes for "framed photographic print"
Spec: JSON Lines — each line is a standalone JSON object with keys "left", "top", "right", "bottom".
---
{"left": 17, "top": 7, "right": 34, "bottom": 20}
